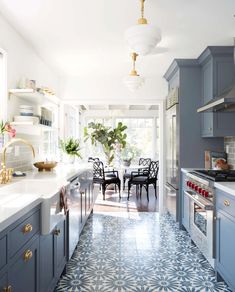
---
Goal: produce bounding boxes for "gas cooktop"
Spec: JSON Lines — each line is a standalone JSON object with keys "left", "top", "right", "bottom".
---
{"left": 193, "top": 169, "right": 235, "bottom": 182}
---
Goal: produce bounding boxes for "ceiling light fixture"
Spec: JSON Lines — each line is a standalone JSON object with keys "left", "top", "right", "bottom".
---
{"left": 125, "top": 0, "right": 161, "bottom": 56}
{"left": 124, "top": 52, "right": 144, "bottom": 92}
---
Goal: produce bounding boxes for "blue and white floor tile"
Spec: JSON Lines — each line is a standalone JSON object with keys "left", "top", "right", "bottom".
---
{"left": 55, "top": 213, "right": 231, "bottom": 291}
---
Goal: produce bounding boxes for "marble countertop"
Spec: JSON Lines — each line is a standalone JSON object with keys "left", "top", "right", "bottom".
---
{"left": 0, "top": 163, "right": 91, "bottom": 232}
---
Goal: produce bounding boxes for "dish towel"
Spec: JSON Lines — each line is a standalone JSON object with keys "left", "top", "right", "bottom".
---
{"left": 60, "top": 186, "right": 68, "bottom": 215}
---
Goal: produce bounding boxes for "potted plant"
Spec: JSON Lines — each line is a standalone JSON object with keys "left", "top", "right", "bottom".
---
{"left": 59, "top": 138, "right": 82, "bottom": 164}
{"left": 84, "top": 122, "right": 127, "bottom": 165}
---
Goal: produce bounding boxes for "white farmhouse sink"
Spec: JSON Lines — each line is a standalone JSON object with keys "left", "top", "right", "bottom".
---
{"left": 0, "top": 179, "right": 69, "bottom": 235}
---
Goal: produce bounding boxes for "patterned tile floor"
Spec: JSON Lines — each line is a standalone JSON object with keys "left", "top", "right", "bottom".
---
{"left": 55, "top": 212, "right": 231, "bottom": 292}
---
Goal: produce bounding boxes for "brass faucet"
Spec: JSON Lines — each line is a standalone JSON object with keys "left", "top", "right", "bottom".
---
{"left": 0, "top": 138, "right": 35, "bottom": 184}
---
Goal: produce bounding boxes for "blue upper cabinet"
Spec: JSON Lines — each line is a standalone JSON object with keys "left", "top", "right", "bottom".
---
{"left": 198, "top": 46, "right": 235, "bottom": 137}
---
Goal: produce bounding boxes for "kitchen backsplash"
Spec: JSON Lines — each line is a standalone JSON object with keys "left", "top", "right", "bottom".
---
{"left": 2, "top": 134, "right": 41, "bottom": 171}
{"left": 224, "top": 137, "right": 235, "bottom": 169}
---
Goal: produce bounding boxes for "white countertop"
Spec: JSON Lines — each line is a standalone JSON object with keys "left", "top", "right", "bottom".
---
{"left": 0, "top": 163, "right": 92, "bottom": 232}
{"left": 214, "top": 182, "right": 235, "bottom": 197}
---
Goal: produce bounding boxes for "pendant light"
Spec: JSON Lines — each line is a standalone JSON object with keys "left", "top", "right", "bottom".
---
{"left": 125, "top": 0, "right": 161, "bottom": 56}
{"left": 124, "top": 52, "right": 144, "bottom": 92}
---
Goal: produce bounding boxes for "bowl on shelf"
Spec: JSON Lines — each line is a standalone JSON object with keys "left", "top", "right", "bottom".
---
{"left": 33, "top": 161, "right": 57, "bottom": 172}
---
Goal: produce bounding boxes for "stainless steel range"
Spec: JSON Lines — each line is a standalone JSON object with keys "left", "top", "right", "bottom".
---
{"left": 185, "top": 169, "right": 235, "bottom": 267}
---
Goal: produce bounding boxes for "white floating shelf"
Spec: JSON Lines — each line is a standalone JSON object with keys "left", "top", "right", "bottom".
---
{"left": 10, "top": 122, "right": 56, "bottom": 136}
{"left": 9, "top": 88, "right": 60, "bottom": 107}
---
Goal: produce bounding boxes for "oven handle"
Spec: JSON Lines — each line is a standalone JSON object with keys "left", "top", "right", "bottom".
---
{"left": 184, "top": 190, "right": 213, "bottom": 210}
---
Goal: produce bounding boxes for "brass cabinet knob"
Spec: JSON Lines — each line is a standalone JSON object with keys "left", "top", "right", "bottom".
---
{"left": 54, "top": 229, "right": 61, "bottom": 236}
{"left": 224, "top": 199, "right": 230, "bottom": 207}
{"left": 3, "top": 286, "right": 12, "bottom": 292}
{"left": 22, "top": 223, "right": 33, "bottom": 234}
{"left": 23, "top": 249, "right": 33, "bottom": 262}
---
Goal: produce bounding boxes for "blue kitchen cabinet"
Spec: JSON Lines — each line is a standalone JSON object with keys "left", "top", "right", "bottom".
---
{"left": 199, "top": 46, "right": 235, "bottom": 137}
{"left": 0, "top": 235, "right": 7, "bottom": 273}
{"left": 8, "top": 236, "right": 40, "bottom": 292}
{"left": 181, "top": 172, "right": 190, "bottom": 233}
{"left": 55, "top": 218, "right": 67, "bottom": 278}
{"left": 0, "top": 273, "right": 8, "bottom": 292}
{"left": 39, "top": 216, "right": 67, "bottom": 292}
{"left": 39, "top": 233, "right": 55, "bottom": 292}
{"left": 216, "top": 189, "right": 235, "bottom": 291}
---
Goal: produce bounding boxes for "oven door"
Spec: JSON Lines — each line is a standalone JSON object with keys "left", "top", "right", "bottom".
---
{"left": 185, "top": 190, "right": 214, "bottom": 266}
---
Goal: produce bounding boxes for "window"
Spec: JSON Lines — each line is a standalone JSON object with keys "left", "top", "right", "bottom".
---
{"left": 84, "top": 116, "right": 158, "bottom": 162}
{"left": 116, "top": 118, "right": 154, "bottom": 162}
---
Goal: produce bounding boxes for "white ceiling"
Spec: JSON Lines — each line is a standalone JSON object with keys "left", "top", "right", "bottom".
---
{"left": 0, "top": 0, "right": 234, "bottom": 102}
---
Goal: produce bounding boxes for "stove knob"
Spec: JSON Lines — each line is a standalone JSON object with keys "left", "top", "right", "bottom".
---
{"left": 186, "top": 181, "right": 190, "bottom": 187}
{"left": 202, "top": 190, "right": 206, "bottom": 197}
{"left": 198, "top": 188, "right": 202, "bottom": 194}
{"left": 204, "top": 191, "right": 209, "bottom": 197}
{"left": 188, "top": 182, "right": 192, "bottom": 188}
{"left": 191, "top": 183, "right": 195, "bottom": 189}
{"left": 194, "top": 185, "right": 198, "bottom": 191}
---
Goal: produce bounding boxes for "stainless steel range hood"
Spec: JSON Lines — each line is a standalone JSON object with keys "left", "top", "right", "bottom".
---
{"left": 197, "top": 84, "right": 235, "bottom": 113}
{"left": 197, "top": 42, "right": 235, "bottom": 113}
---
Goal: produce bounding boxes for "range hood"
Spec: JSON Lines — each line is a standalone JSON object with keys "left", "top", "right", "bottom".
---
{"left": 197, "top": 84, "right": 235, "bottom": 113}
{"left": 197, "top": 43, "right": 235, "bottom": 113}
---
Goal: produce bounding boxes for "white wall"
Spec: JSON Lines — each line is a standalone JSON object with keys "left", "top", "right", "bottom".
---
{"left": 59, "top": 74, "right": 167, "bottom": 102}
{"left": 0, "top": 12, "right": 59, "bottom": 100}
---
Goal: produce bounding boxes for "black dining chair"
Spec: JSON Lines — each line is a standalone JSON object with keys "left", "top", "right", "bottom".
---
{"left": 88, "top": 157, "right": 100, "bottom": 163}
{"left": 93, "top": 161, "right": 121, "bottom": 200}
{"left": 123, "top": 158, "right": 151, "bottom": 190}
{"left": 127, "top": 161, "right": 159, "bottom": 201}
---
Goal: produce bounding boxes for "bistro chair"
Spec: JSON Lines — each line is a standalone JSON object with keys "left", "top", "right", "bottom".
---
{"left": 127, "top": 160, "right": 159, "bottom": 201}
{"left": 93, "top": 161, "right": 121, "bottom": 200}
{"left": 123, "top": 158, "right": 151, "bottom": 189}
{"left": 88, "top": 157, "right": 100, "bottom": 163}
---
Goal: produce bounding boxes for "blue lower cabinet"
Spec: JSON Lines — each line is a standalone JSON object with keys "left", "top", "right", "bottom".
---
{"left": 0, "top": 273, "right": 8, "bottom": 292}
{"left": 182, "top": 191, "right": 190, "bottom": 233}
{"left": 54, "top": 219, "right": 67, "bottom": 278}
{"left": 40, "top": 233, "right": 56, "bottom": 292}
{"left": 39, "top": 218, "right": 67, "bottom": 292}
{"left": 216, "top": 210, "right": 235, "bottom": 291}
{"left": 8, "top": 236, "right": 40, "bottom": 292}
{"left": 0, "top": 235, "right": 7, "bottom": 272}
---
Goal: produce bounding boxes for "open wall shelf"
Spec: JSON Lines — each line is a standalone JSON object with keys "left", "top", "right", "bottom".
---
{"left": 9, "top": 88, "right": 60, "bottom": 107}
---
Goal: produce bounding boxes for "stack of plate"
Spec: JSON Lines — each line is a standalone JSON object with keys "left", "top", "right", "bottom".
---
{"left": 20, "top": 105, "right": 34, "bottom": 116}
{"left": 14, "top": 116, "right": 39, "bottom": 124}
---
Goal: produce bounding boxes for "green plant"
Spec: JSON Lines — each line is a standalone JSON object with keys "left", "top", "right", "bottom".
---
{"left": 59, "top": 138, "right": 82, "bottom": 158}
{"left": 84, "top": 122, "right": 127, "bottom": 165}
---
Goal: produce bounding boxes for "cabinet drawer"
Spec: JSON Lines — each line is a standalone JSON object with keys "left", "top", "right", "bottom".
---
{"left": 217, "top": 189, "right": 235, "bottom": 218}
{"left": 0, "top": 235, "right": 7, "bottom": 271}
{"left": 9, "top": 210, "right": 40, "bottom": 258}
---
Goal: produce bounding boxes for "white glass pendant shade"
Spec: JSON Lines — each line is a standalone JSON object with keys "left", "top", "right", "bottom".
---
{"left": 125, "top": 24, "right": 161, "bottom": 56}
{"left": 124, "top": 75, "right": 145, "bottom": 92}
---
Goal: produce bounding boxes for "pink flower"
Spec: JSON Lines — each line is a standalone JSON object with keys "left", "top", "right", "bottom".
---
{"left": 8, "top": 129, "right": 16, "bottom": 138}
{"left": 4, "top": 123, "right": 16, "bottom": 137}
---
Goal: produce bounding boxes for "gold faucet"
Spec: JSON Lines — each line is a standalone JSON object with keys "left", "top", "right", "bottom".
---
{"left": 0, "top": 138, "right": 35, "bottom": 184}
